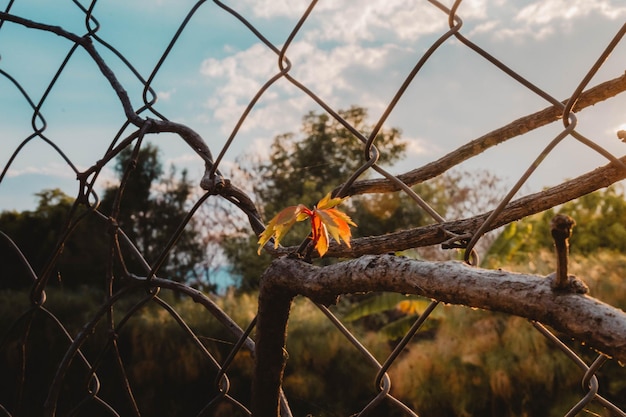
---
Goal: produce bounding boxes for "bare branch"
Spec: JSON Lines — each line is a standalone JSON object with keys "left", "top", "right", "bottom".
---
{"left": 550, "top": 214, "right": 577, "bottom": 290}
{"left": 342, "top": 71, "right": 626, "bottom": 196}
{"left": 252, "top": 283, "right": 292, "bottom": 417}
{"left": 274, "top": 155, "right": 626, "bottom": 258}
{"left": 262, "top": 255, "right": 626, "bottom": 362}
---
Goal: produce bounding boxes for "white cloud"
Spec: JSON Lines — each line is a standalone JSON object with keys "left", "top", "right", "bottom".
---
{"left": 196, "top": 0, "right": 514, "bottom": 139}
{"left": 467, "top": 20, "right": 500, "bottom": 37}
{"left": 237, "top": 0, "right": 310, "bottom": 19}
{"left": 164, "top": 153, "right": 199, "bottom": 168}
{"left": 157, "top": 88, "right": 176, "bottom": 101}
{"left": 516, "top": 0, "right": 626, "bottom": 25}
{"left": 192, "top": 0, "right": 626, "bottom": 185}
{"left": 199, "top": 38, "right": 404, "bottom": 136}
{"left": 201, "top": 44, "right": 277, "bottom": 83}
{"left": 491, "top": 24, "right": 555, "bottom": 42}
{"left": 228, "top": 0, "right": 466, "bottom": 43}
{"left": 5, "top": 163, "right": 76, "bottom": 179}
{"left": 284, "top": 41, "right": 394, "bottom": 97}
{"left": 459, "top": 0, "right": 626, "bottom": 42}
{"left": 484, "top": 0, "right": 626, "bottom": 41}
{"left": 304, "top": 0, "right": 447, "bottom": 43}
{"left": 405, "top": 136, "right": 434, "bottom": 157}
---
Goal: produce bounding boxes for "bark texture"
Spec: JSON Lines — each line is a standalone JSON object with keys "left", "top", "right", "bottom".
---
{"left": 253, "top": 254, "right": 626, "bottom": 416}
{"left": 263, "top": 255, "right": 626, "bottom": 361}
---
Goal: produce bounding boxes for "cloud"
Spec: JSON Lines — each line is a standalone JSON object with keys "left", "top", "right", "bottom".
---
{"left": 193, "top": 0, "right": 626, "bottom": 184}
{"left": 164, "top": 152, "right": 199, "bottom": 167}
{"left": 404, "top": 136, "right": 435, "bottom": 157}
{"left": 157, "top": 89, "right": 176, "bottom": 101}
{"left": 236, "top": 0, "right": 310, "bottom": 19}
{"left": 5, "top": 163, "right": 77, "bottom": 179}
{"left": 482, "top": 0, "right": 626, "bottom": 41}
{"left": 516, "top": 0, "right": 626, "bottom": 25}
{"left": 304, "top": 1, "right": 446, "bottom": 43}
{"left": 199, "top": 38, "right": 405, "bottom": 136}
{"left": 197, "top": 0, "right": 514, "bottom": 140}
{"left": 228, "top": 0, "right": 471, "bottom": 43}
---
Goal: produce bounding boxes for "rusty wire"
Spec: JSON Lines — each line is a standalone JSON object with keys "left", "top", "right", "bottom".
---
{"left": 1, "top": 0, "right": 626, "bottom": 416}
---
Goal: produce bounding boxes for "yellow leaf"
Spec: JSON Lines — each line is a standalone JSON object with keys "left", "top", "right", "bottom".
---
{"left": 257, "top": 204, "right": 310, "bottom": 254}
{"left": 396, "top": 299, "right": 422, "bottom": 315}
{"left": 316, "top": 192, "right": 347, "bottom": 210}
{"left": 310, "top": 201, "right": 356, "bottom": 255}
{"left": 315, "top": 208, "right": 355, "bottom": 248}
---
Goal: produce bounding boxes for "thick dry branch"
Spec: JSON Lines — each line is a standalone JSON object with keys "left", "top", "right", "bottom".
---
{"left": 342, "top": 71, "right": 626, "bottom": 196}
{"left": 274, "top": 155, "right": 626, "bottom": 258}
{"left": 254, "top": 255, "right": 626, "bottom": 416}
{"left": 253, "top": 284, "right": 293, "bottom": 417}
{"left": 262, "top": 255, "right": 626, "bottom": 362}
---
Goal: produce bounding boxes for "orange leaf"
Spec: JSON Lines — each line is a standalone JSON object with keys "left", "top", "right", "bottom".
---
{"left": 396, "top": 299, "right": 422, "bottom": 315}
{"left": 310, "top": 193, "right": 357, "bottom": 256}
{"left": 310, "top": 213, "right": 330, "bottom": 257}
{"left": 317, "top": 207, "right": 356, "bottom": 247}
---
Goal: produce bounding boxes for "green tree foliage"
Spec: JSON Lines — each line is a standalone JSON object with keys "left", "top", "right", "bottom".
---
{"left": 0, "top": 144, "right": 207, "bottom": 290}
{"left": 0, "top": 189, "right": 108, "bottom": 289}
{"left": 485, "top": 185, "right": 626, "bottom": 265}
{"left": 224, "top": 107, "right": 452, "bottom": 290}
{"left": 256, "top": 106, "right": 406, "bottom": 214}
{"left": 100, "top": 144, "right": 205, "bottom": 284}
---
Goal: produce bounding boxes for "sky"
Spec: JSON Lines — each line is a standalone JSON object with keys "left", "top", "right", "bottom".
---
{"left": 1, "top": 0, "right": 625, "bottom": 213}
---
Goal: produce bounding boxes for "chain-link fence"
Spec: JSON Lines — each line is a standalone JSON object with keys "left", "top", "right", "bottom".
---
{"left": 1, "top": 1, "right": 626, "bottom": 416}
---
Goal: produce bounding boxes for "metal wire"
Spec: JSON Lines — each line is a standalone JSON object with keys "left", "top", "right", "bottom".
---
{"left": 1, "top": 1, "right": 625, "bottom": 416}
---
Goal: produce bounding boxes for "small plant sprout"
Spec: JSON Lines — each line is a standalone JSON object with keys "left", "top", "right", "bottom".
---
{"left": 257, "top": 192, "right": 357, "bottom": 257}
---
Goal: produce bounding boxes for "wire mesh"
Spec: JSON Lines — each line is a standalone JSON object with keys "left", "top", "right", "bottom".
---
{"left": 1, "top": 1, "right": 626, "bottom": 416}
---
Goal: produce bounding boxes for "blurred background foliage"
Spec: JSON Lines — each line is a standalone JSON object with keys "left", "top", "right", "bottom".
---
{"left": 2, "top": 108, "right": 626, "bottom": 416}
{"left": 1, "top": 248, "right": 625, "bottom": 416}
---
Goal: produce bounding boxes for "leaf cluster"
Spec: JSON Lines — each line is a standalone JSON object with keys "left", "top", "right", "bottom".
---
{"left": 257, "top": 193, "right": 356, "bottom": 257}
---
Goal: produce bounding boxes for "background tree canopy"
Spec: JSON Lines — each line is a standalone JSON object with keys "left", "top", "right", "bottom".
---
{"left": 224, "top": 106, "right": 510, "bottom": 290}
{"left": 0, "top": 144, "right": 207, "bottom": 290}
{"left": 2, "top": 109, "right": 626, "bottom": 416}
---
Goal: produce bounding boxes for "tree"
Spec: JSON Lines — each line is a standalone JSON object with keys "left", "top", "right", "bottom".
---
{"left": 225, "top": 107, "right": 510, "bottom": 290}
{"left": 0, "top": 188, "right": 107, "bottom": 290}
{"left": 256, "top": 106, "right": 406, "bottom": 214}
{"left": 100, "top": 144, "right": 207, "bottom": 285}
{"left": 0, "top": 144, "right": 208, "bottom": 290}
{"left": 224, "top": 107, "right": 465, "bottom": 290}
{"left": 226, "top": 107, "right": 403, "bottom": 288}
